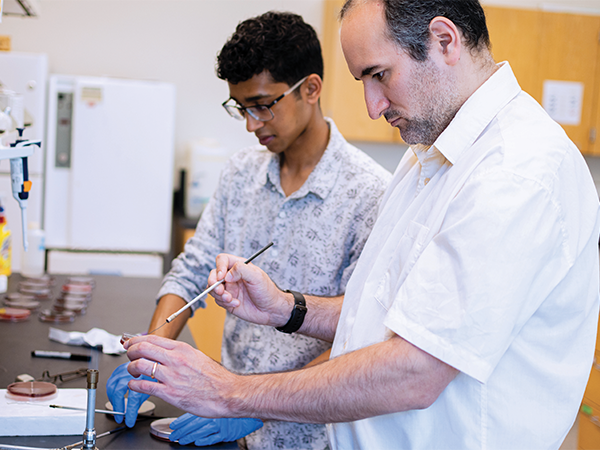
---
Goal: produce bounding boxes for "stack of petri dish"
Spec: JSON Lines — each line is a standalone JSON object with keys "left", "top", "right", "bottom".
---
{"left": 37, "top": 276, "right": 95, "bottom": 323}
{"left": 52, "top": 277, "right": 96, "bottom": 316}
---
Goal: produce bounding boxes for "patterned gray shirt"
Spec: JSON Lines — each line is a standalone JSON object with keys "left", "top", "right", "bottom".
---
{"left": 158, "top": 118, "right": 391, "bottom": 450}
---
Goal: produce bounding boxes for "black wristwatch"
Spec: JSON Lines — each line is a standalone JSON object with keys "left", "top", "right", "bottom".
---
{"left": 276, "top": 290, "right": 307, "bottom": 334}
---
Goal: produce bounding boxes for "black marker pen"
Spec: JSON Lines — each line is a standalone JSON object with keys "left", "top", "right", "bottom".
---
{"left": 32, "top": 350, "right": 91, "bottom": 362}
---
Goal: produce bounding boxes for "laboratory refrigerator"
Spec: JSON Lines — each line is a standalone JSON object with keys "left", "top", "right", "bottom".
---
{"left": 44, "top": 74, "right": 176, "bottom": 277}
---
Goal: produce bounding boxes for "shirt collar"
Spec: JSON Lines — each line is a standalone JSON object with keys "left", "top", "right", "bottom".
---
{"left": 263, "top": 117, "right": 344, "bottom": 200}
{"left": 432, "top": 61, "right": 521, "bottom": 165}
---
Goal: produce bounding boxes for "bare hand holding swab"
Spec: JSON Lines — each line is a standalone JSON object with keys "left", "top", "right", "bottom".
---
{"left": 144, "top": 242, "right": 273, "bottom": 336}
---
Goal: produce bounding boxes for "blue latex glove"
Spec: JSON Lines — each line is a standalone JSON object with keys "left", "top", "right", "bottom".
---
{"left": 169, "top": 413, "right": 263, "bottom": 446}
{"left": 106, "top": 362, "right": 154, "bottom": 427}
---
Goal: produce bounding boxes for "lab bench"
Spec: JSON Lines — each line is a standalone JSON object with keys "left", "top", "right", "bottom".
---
{"left": 0, "top": 274, "right": 237, "bottom": 450}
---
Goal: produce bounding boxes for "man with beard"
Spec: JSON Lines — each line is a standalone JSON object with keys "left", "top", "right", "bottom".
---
{"left": 106, "top": 11, "right": 390, "bottom": 449}
{"left": 122, "top": 1, "right": 600, "bottom": 448}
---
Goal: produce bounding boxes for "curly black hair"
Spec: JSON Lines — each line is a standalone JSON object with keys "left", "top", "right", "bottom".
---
{"left": 216, "top": 11, "right": 324, "bottom": 87}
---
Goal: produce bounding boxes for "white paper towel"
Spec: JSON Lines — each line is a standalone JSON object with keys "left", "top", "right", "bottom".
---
{"left": 48, "top": 327, "right": 125, "bottom": 354}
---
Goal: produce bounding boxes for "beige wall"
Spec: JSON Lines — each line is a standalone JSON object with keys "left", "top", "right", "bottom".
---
{"left": 482, "top": 0, "right": 600, "bottom": 14}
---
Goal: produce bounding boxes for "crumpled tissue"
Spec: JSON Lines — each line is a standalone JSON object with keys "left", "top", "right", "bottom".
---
{"left": 49, "top": 327, "right": 125, "bottom": 354}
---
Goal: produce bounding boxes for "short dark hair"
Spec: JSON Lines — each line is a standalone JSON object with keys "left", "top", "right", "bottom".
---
{"left": 216, "top": 11, "right": 324, "bottom": 87}
{"left": 341, "top": 0, "right": 491, "bottom": 62}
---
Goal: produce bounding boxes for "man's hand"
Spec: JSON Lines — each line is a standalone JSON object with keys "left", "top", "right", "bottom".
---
{"left": 124, "top": 334, "right": 240, "bottom": 419}
{"left": 209, "top": 253, "right": 292, "bottom": 328}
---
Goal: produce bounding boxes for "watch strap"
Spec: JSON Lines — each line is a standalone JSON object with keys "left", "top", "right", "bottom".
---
{"left": 276, "top": 290, "right": 307, "bottom": 334}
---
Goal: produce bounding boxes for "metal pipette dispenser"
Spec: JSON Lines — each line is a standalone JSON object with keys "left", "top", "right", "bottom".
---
{"left": 80, "top": 369, "right": 99, "bottom": 450}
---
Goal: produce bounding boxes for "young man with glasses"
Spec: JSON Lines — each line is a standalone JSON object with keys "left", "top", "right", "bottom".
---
{"left": 106, "top": 10, "right": 390, "bottom": 450}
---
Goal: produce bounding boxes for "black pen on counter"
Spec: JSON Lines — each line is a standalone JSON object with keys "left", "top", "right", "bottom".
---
{"left": 31, "top": 350, "right": 91, "bottom": 362}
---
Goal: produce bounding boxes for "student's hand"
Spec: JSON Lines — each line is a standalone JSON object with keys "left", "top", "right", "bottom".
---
{"left": 169, "top": 414, "right": 263, "bottom": 445}
{"left": 209, "top": 253, "right": 293, "bottom": 328}
{"left": 106, "top": 362, "right": 154, "bottom": 427}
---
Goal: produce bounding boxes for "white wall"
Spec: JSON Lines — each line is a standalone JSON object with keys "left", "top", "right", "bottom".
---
{"left": 1, "top": 0, "right": 598, "bottom": 180}
{"left": 0, "top": 0, "right": 324, "bottom": 183}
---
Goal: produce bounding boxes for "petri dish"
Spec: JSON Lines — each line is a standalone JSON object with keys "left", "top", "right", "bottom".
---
{"left": 52, "top": 303, "right": 87, "bottom": 315}
{"left": 38, "top": 309, "right": 75, "bottom": 323}
{"left": 0, "top": 307, "right": 31, "bottom": 322}
{"left": 23, "top": 274, "right": 57, "bottom": 287}
{"left": 6, "top": 381, "right": 58, "bottom": 401}
{"left": 66, "top": 276, "right": 96, "bottom": 288}
{"left": 19, "top": 282, "right": 52, "bottom": 295}
{"left": 149, "top": 418, "right": 176, "bottom": 442}
{"left": 56, "top": 293, "right": 91, "bottom": 302}
{"left": 18, "top": 287, "right": 53, "bottom": 301}
{"left": 62, "top": 284, "right": 93, "bottom": 294}
{"left": 54, "top": 296, "right": 88, "bottom": 305}
{"left": 4, "top": 299, "right": 40, "bottom": 310}
{"left": 4, "top": 295, "right": 40, "bottom": 310}
{"left": 6, "top": 292, "right": 37, "bottom": 302}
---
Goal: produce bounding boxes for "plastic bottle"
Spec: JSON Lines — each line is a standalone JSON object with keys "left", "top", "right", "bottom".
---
{"left": 0, "top": 199, "right": 12, "bottom": 283}
{"left": 21, "top": 222, "right": 45, "bottom": 278}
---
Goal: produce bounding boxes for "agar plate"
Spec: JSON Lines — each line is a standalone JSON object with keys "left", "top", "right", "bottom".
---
{"left": 150, "top": 417, "right": 177, "bottom": 442}
{"left": 0, "top": 307, "right": 31, "bottom": 322}
{"left": 38, "top": 309, "right": 75, "bottom": 323}
{"left": 62, "top": 283, "right": 93, "bottom": 294}
{"left": 19, "top": 281, "right": 53, "bottom": 298}
{"left": 23, "top": 274, "right": 57, "bottom": 287}
{"left": 6, "top": 292, "right": 37, "bottom": 302}
{"left": 56, "top": 293, "right": 91, "bottom": 302}
{"left": 66, "top": 276, "right": 96, "bottom": 288}
{"left": 4, "top": 295, "right": 40, "bottom": 310}
{"left": 6, "top": 381, "right": 58, "bottom": 401}
{"left": 52, "top": 302, "right": 87, "bottom": 315}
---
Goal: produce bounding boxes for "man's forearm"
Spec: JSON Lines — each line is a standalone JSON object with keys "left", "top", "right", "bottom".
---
{"left": 278, "top": 293, "right": 343, "bottom": 342}
{"left": 149, "top": 294, "right": 191, "bottom": 339}
{"left": 223, "top": 335, "right": 458, "bottom": 423}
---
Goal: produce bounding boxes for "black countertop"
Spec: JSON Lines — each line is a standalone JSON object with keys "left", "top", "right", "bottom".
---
{"left": 0, "top": 274, "right": 237, "bottom": 450}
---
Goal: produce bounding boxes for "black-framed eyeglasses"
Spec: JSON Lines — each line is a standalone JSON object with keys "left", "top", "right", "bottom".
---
{"left": 222, "top": 76, "right": 309, "bottom": 122}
